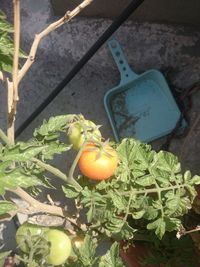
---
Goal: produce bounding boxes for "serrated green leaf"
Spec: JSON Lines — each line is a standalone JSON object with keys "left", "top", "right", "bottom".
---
{"left": 40, "top": 141, "right": 71, "bottom": 160}
{"left": 0, "top": 20, "right": 13, "bottom": 33}
{"left": 99, "top": 242, "right": 125, "bottom": 267}
{"left": 136, "top": 174, "right": 155, "bottom": 186}
{"left": 62, "top": 185, "right": 80, "bottom": 199}
{"left": 0, "top": 51, "right": 13, "bottom": 72}
{"left": 1, "top": 144, "right": 46, "bottom": 162}
{"left": 172, "top": 196, "right": 192, "bottom": 216}
{"left": 95, "top": 180, "right": 109, "bottom": 190}
{"left": 143, "top": 206, "right": 159, "bottom": 220}
{"left": 147, "top": 218, "right": 166, "bottom": 239}
{"left": 34, "top": 115, "right": 76, "bottom": 137}
{"left": 189, "top": 175, "right": 200, "bottom": 185}
{"left": 165, "top": 195, "right": 180, "bottom": 216}
{"left": 73, "top": 235, "right": 98, "bottom": 266}
{"left": 132, "top": 209, "right": 145, "bottom": 219}
{"left": 0, "top": 10, "right": 6, "bottom": 20}
{"left": 112, "top": 222, "right": 136, "bottom": 240}
{"left": 152, "top": 200, "right": 163, "bottom": 210}
{"left": 165, "top": 217, "right": 182, "bottom": 232}
{"left": 184, "top": 170, "right": 192, "bottom": 182}
{"left": 0, "top": 201, "right": 16, "bottom": 215}
{"left": 108, "top": 190, "right": 126, "bottom": 210}
{"left": 152, "top": 151, "right": 180, "bottom": 173}
{"left": 0, "top": 168, "right": 43, "bottom": 195}
{"left": 185, "top": 185, "right": 197, "bottom": 200}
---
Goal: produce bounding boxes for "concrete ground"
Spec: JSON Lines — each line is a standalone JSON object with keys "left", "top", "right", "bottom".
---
{"left": 0, "top": 0, "right": 200, "bottom": 252}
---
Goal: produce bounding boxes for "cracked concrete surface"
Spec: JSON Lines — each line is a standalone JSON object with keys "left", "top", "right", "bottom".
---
{"left": 0, "top": 0, "right": 200, "bottom": 251}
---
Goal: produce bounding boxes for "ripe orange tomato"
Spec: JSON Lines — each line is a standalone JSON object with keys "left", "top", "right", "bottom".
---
{"left": 78, "top": 144, "right": 118, "bottom": 180}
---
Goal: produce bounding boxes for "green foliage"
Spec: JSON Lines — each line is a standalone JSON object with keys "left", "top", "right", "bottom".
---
{"left": 0, "top": 251, "right": 11, "bottom": 267}
{"left": 99, "top": 242, "right": 125, "bottom": 267}
{"left": 65, "top": 236, "right": 125, "bottom": 267}
{"left": 0, "top": 115, "right": 199, "bottom": 266}
{"left": 0, "top": 200, "right": 16, "bottom": 215}
{"left": 72, "top": 138, "right": 200, "bottom": 240}
{"left": 71, "top": 235, "right": 99, "bottom": 267}
{"left": 0, "top": 10, "right": 26, "bottom": 73}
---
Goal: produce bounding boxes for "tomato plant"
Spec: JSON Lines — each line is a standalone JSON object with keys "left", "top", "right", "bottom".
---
{"left": 16, "top": 223, "right": 48, "bottom": 253}
{"left": 78, "top": 144, "right": 118, "bottom": 180}
{"left": 68, "top": 119, "right": 101, "bottom": 150}
{"left": 44, "top": 229, "right": 72, "bottom": 266}
{"left": 1, "top": 2, "right": 200, "bottom": 267}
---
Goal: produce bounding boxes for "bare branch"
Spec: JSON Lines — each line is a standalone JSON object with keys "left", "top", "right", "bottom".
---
{"left": 7, "top": 78, "right": 15, "bottom": 144}
{"left": 0, "top": 71, "right": 4, "bottom": 82}
{"left": 177, "top": 225, "right": 200, "bottom": 239}
{"left": 18, "top": 0, "right": 93, "bottom": 82}
{"left": 12, "top": 0, "right": 20, "bottom": 102}
{"left": 10, "top": 187, "right": 87, "bottom": 231}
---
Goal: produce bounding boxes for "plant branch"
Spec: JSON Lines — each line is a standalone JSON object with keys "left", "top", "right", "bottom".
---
{"left": 18, "top": 0, "right": 93, "bottom": 82}
{"left": 9, "top": 187, "right": 86, "bottom": 231}
{"left": 33, "top": 158, "right": 82, "bottom": 191}
{"left": 12, "top": 0, "right": 20, "bottom": 102}
{"left": 176, "top": 225, "right": 200, "bottom": 239}
{"left": 68, "top": 142, "right": 87, "bottom": 181}
{"left": 0, "top": 71, "right": 4, "bottom": 82}
{"left": 0, "top": 128, "right": 10, "bottom": 144}
{"left": 115, "top": 183, "right": 189, "bottom": 197}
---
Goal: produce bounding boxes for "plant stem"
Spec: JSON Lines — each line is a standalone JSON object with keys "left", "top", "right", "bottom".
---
{"left": 0, "top": 129, "right": 10, "bottom": 144}
{"left": 114, "top": 183, "right": 188, "bottom": 197}
{"left": 68, "top": 142, "right": 87, "bottom": 182}
{"left": 10, "top": 187, "right": 86, "bottom": 231}
{"left": 7, "top": 0, "right": 21, "bottom": 144}
{"left": 18, "top": 0, "right": 93, "bottom": 82}
{"left": 154, "top": 180, "right": 164, "bottom": 217}
{"left": 12, "top": 0, "right": 20, "bottom": 102}
{"left": 33, "top": 158, "right": 82, "bottom": 191}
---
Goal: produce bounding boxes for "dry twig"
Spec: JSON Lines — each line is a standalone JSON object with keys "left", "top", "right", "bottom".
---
{"left": 18, "top": 0, "right": 93, "bottom": 82}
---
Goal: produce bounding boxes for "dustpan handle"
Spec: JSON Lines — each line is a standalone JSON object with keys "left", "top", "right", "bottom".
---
{"left": 108, "top": 39, "right": 138, "bottom": 84}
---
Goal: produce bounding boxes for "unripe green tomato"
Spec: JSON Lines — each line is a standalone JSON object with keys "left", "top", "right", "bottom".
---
{"left": 68, "top": 120, "right": 101, "bottom": 150}
{"left": 16, "top": 223, "right": 48, "bottom": 253}
{"left": 44, "top": 229, "right": 72, "bottom": 266}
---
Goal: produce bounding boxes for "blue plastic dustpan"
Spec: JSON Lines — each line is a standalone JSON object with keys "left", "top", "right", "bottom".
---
{"left": 104, "top": 39, "right": 183, "bottom": 143}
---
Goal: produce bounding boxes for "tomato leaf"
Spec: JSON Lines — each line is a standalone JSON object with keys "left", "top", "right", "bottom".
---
{"left": 73, "top": 235, "right": 99, "bottom": 266}
{"left": 147, "top": 218, "right": 166, "bottom": 239}
{"left": 1, "top": 143, "right": 46, "bottom": 162}
{"left": 108, "top": 190, "right": 127, "bottom": 210}
{"left": 0, "top": 168, "right": 44, "bottom": 195}
{"left": 0, "top": 251, "right": 11, "bottom": 267}
{"left": 151, "top": 151, "right": 181, "bottom": 174}
{"left": 99, "top": 242, "right": 125, "bottom": 267}
{"left": 33, "top": 115, "right": 76, "bottom": 138}
{"left": 189, "top": 175, "right": 200, "bottom": 185}
{"left": 0, "top": 201, "right": 16, "bottom": 215}
{"left": 62, "top": 185, "right": 80, "bottom": 199}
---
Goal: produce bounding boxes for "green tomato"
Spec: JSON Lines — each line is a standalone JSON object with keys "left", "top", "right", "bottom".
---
{"left": 68, "top": 119, "right": 101, "bottom": 150}
{"left": 44, "top": 229, "right": 72, "bottom": 266}
{"left": 16, "top": 223, "right": 48, "bottom": 253}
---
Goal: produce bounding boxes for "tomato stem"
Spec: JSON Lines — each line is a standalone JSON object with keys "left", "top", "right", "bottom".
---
{"left": 68, "top": 142, "right": 87, "bottom": 183}
{"left": 33, "top": 158, "right": 82, "bottom": 191}
{"left": 0, "top": 128, "right": 10, "bottom": 145}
